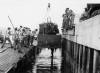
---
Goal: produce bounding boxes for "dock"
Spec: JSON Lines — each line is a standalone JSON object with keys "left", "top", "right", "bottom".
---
{"left": 0, "top": 43, "right": 33, "bottom": 73}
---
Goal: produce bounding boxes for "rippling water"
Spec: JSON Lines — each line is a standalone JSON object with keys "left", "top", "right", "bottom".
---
{"left": 32, "top": 48, "right": 61, "bottom": 73}
{"left": 8, "top": 48, "right": 61, "bottom": 73}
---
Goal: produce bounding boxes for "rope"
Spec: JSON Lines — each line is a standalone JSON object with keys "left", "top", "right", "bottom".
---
{"left": 0, "top": 47, "right": 10, "bottom": 53}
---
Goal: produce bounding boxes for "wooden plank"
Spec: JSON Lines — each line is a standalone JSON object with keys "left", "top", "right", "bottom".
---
{"left": 0, "top": 46, "right": 33, "bottom": 73}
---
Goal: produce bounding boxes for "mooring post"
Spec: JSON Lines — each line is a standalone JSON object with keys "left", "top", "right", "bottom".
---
{"left": 51, "top": 48, "right": 54, "bottom": 73}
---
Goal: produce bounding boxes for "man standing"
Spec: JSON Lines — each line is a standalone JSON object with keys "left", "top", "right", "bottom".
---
{"left": 62, "top": 8, "right": 70, "bottom": 30}
{"left": 13, "top": 27, "right": 20, "bottom": 49}
{"left": 18, "top": 26, "right": 23, "bottom": 42}
{"left": 0, "top": 30, "right": 4, "bottom": 43}
{"left": 69, "top": 10, "right": 75, "bottom": 26}
{"left": 1, "top": 27, "right": 13, "bottom": 48}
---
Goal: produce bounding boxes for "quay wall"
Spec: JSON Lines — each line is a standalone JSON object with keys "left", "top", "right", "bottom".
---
{"left": 62, "top": 15, "right": 100, "bottom": 73}
{"left": 75, "top": 15, "right": 100, "bottom": 50}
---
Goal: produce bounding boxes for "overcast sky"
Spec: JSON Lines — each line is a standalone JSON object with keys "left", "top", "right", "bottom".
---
{"left": 0, "top": 0, "right": 100, "bottom": 33}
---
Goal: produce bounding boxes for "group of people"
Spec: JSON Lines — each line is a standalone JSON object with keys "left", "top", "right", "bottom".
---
{"left": 0, "top": 26, "right": 38, "bottom": 50}
{"left": 80, "top": 8, "right": 91, "bottom": 21}
{"left": 80, "top": 8, "right": 100, "bottom": 21}
{"left": 62, "top": 8, "right": 75, "bottom": 30}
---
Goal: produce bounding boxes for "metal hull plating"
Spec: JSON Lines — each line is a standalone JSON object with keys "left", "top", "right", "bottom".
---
{"left": 62, "top": 15, "right": 100, "bottom": 73}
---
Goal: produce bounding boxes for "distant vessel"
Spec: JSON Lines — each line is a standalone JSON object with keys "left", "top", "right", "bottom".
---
{"left": 36, "top": 2, "right": 62, "bottom": 73}
{"left": 38, "top": 2, "right": 61, "bottom": 48}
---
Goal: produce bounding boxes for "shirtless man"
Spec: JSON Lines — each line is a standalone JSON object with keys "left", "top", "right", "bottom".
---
{"left": 1, "top": 27, "right": 13, "bottom": 48}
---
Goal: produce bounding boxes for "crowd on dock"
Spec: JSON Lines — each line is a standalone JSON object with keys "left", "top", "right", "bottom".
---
{"left": 0, "top": 25, "right": 38, "bottom": 51}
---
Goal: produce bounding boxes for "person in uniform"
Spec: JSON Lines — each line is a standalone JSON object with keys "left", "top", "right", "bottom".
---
{"left": 69, "top": 10, "right": 75, "bottom": 26}
{"left": 1, "top": 27, "right": 13, "bottom": 48}
{"left": 0, "top": 30, "right": 4, "bottom": 43}
{"left": 30, "top": 29, "right": 38, "bottom": 46}
{"left": 91, "top": 9, "right": 100, "bottom": 17}
{"left": 18, "top": 26, "right": 23, "bottom": 32}
{"left": 13, "top": 27, "right": 20, "bottom": 49}
{"left": 18, "top": 26, "right": 23, "bottom": 42}
{"left": 20, "top": 28, "right": 26, "bottom": 47}
{"left": 29, "top": 30, "right": 33, "bottom": 46}
{"left": 32, "top": 30, "right": 38, "bottom": 47}
{"left": 62, "top": 8, "right": 70, "bottom": 30}
{"left": 80, "top": 8, "right": 90, "bottom": 21}
{"left": 27, "top": 28, "right": 31, "bottom": 47}
{"left": 21, "top": 27, "right": 29, "bottom": 47}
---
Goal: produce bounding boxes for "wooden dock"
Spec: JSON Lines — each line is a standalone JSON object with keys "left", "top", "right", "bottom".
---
{"left": 0, "top": 43, "right": 33, "bottom": 73}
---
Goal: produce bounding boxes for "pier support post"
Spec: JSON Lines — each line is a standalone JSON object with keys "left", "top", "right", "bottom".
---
{"left": 51, "top": 48, "right": 54, "bottom": 73}
{"left": 86, "top": 48, "right": 90, "bottom": 73}
{"left": 93, "top": 50, "right": 97, "bottom": 73}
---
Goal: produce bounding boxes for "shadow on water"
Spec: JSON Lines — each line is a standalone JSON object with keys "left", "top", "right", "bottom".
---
{"left": 8, "top": 47, "right": 62, "bottom": 73}
{"left": 8, "top": 46, "right": 37, "bottom": 73}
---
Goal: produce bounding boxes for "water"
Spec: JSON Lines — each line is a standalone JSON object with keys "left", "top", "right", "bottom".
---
{"left": 32, "top": 48, "right": 61, "bottom": 73}
{"left": 8, "top": 48, "right": 61, "bottom": 73}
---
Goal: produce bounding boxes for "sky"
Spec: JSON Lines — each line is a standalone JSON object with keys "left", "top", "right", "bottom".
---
{"left": 0, "top": 0, "right": 100, "bottom": 33}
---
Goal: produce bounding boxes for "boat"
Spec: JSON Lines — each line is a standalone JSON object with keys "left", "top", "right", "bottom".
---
{"left": 62, "top": 4, "right": 100, "bottom": 73}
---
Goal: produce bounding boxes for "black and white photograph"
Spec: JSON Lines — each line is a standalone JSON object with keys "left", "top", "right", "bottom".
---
{"left": 0, "top": 0, "right": 100, "bottom": 73}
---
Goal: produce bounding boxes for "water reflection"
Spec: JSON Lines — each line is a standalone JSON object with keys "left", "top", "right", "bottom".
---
{"left": 8, "top": 48, "right": 61, "bottom": 73}
{"left": 33, "top": 48, "right": 61, "bottom": 73}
